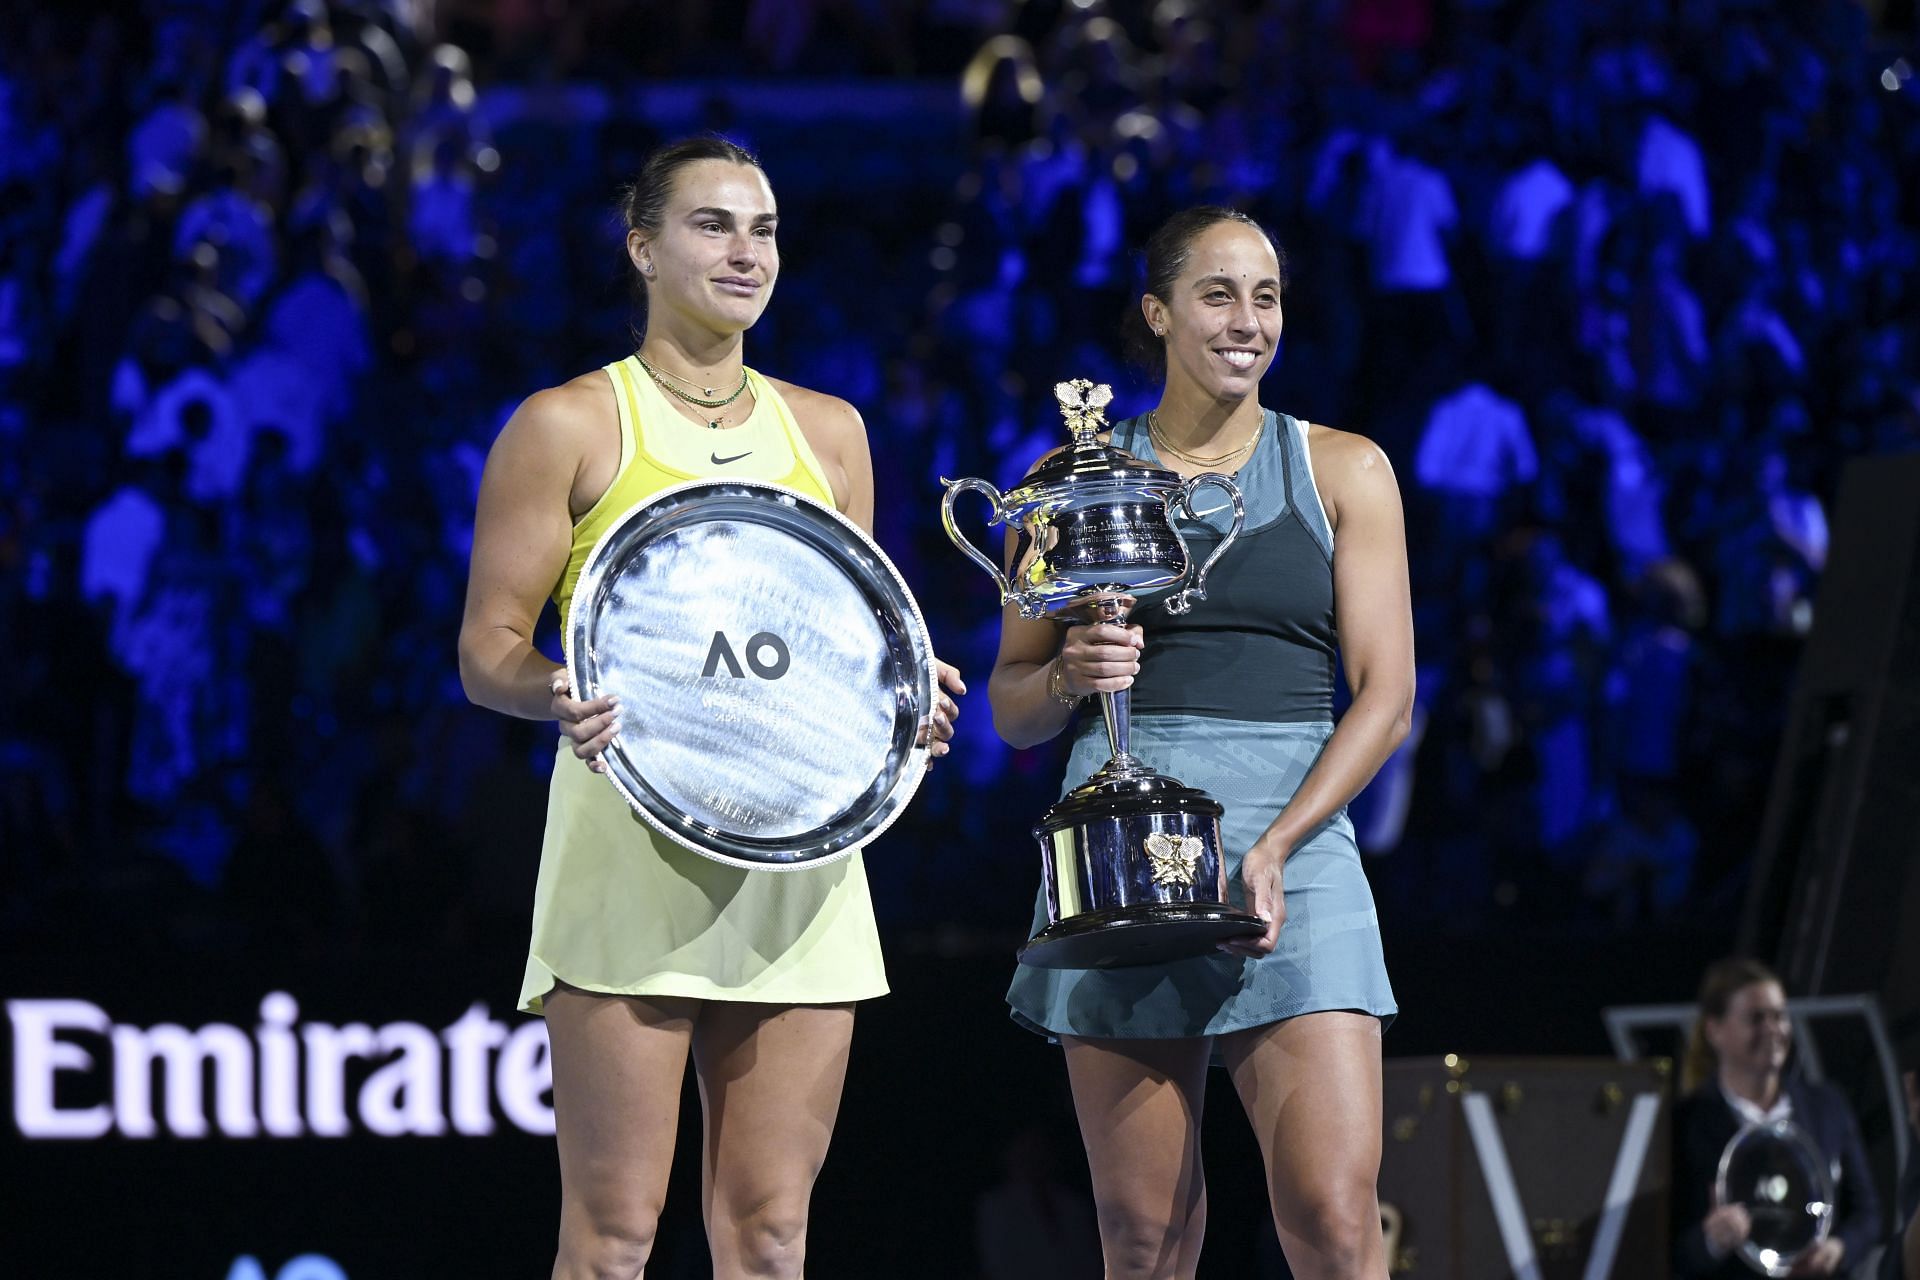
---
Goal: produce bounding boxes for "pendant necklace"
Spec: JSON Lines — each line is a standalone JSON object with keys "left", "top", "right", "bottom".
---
{"left": 637, "top": 354, "right": 750, "bottom": 429}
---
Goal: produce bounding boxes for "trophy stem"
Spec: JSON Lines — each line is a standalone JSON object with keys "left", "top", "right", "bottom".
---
{"left": 1101, "top": 688, "right": 1134, "bottom": 766}
{"left": 1084, "top": 593, "right": 1146, "bottom": 777}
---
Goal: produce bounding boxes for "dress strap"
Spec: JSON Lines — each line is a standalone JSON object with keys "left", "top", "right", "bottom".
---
{"left": 1278, "top": 413, "right": 1333, "bottom": 560}
{"left": 603, "top": 357, "right": 641, "bottom": 489}
{"left": 745, "top": 369, "right": 836, "bottom": 502}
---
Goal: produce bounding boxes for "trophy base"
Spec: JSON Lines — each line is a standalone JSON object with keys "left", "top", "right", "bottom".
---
{"left": 1018, "top": 903, "right": 1266, "bottom": 970}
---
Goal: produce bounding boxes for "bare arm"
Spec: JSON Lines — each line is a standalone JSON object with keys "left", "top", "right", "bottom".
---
{"left": 1226, "top": 428, "right": 1415, "bottom": 955}
{"left": 985, "top": 448, "right": 1143, "bottom": 748}
{"left": 1263, "top": 430, "right": 1416, "bottom": 851}
{"left": 987, "top": 583, "right": 1145, "bottom": 749}
{"left": 457, "top": 381, "right": 621, "bottom": 763}
{"left": 988, "top": 587, "right": 1078, "bottom": 749}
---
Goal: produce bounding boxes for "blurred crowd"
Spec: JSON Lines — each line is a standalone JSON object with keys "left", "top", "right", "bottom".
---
{"left": 912, "top": 0, "right": 1920, "bottom": 933}
{"left": 1, "top": 0, "right": 531, "bottom": 952}
{"left": 3, "top": 0, "right": 1918, "bottom": 955}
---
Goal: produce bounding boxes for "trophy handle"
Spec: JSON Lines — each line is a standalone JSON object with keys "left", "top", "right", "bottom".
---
{"left": 940, "top": 476, "right": 1015, "bottom": 602}
{"left": 1163, "top": 472, "right": 1245, "bottom": 615}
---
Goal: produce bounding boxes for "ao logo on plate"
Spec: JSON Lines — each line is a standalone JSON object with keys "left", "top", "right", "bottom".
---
{"left": 701, "top": 631, "right": 791, "bottom": 680}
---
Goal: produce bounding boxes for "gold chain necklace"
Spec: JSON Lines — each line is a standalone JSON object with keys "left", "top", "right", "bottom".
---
{"left": 637, "top": 354, "right": 750, "bottom": 428}
{"left": 641, "top": 357, "right": 729, "bottom": 399}
{"left": 1148, "top": 410, "right": 1263, "bottom": 468}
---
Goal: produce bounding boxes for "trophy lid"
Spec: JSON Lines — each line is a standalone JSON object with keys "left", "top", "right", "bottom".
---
{"left": 1015, "top": 379, "right": 1184, "bottom": 494}
{"left": 1036, "top": 767, "right": 1224, "bottom": 835}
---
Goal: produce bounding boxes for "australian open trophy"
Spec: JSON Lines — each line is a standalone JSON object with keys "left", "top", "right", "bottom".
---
{"left": 942, "top": 379, "right": 1267, "bottom": 968}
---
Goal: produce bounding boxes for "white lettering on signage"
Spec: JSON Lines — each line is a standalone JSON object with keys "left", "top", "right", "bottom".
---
{"left": 362, "top": 1021, "right": 446, "bottom": 1137}
{"left": 7, "top": 994, "right": 553, "bottom": 1141}
{"left": 260, "top": 991, "right": 301, "bottom": 1137}
{"left": 302, "top": 1021, "right": 378, "bottom": 1137}
{"left": 445, "top": 1001, "right": 508, "bottom": 1136}
{"left": 9, "top": 999, "right": 113, "bottom": 1138}
{"left": 496, "top": 1020, "right": 553, "bottom": 1135}
{"left": 112, "top": 1020, "right": 258, "bottom": 1138}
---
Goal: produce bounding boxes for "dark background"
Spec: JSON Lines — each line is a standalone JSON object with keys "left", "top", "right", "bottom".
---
{"left": 3, "top": 0, "right": 1917, "bottom": 1275}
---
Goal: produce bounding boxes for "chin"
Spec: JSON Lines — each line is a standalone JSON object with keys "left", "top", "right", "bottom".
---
{"left": 703, "top": 305, "right": 766, "bottom": 335}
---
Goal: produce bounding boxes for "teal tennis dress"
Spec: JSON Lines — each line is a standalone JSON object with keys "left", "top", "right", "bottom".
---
{"left": 1006, "top": 410, "right": 1397, "bottom": 1040}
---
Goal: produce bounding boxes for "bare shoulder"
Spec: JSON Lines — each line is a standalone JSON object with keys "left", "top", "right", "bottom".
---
{"left": 1305, "top": 421, "right": 1395, "bottom": 475}
{"left": 762, "top": 375, "right": 866, "bottom": 442}
{"left": 498, "top": 369, "right": 614, "bottom": 452}
{"left": 1303, "top": 422, "right": 1401, "bottom": 527}
{"left": 479, "top": 369, "right": 621, "bottom": 519}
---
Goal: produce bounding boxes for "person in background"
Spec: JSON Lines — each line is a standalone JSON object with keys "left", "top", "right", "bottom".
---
{"left": 1672, "top": 957, "right": 1880, "bottom": 1278}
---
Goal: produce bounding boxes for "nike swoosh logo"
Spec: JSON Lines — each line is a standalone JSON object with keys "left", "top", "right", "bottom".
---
{"left": 711, "top": 451, "right": 753, "bottom": 465}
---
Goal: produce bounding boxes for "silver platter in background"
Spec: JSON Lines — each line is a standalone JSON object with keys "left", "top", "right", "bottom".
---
{"left": 1714, "top": 1118, "right": 1835, "bottom": 1277}
{"left": 567, "top": 479, "right": 934, "bottom": 869}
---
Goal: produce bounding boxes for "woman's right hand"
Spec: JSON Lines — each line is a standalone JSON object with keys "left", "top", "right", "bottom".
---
{"left": 549, "top": 669, "right": 621, "bottom": 773}
{"left": 1703, "top": 1203, "right": 1752, "bottom": 1257}
{"left": 1057, "top": 620, "right": 1144, "bottom": 697}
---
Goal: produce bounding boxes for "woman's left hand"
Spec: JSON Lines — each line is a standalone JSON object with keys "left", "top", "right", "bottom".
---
{"left": 1786, "top": 1239, "right": 1845, "bottom": 1276}
{"left": 921, "top": 658, "right": 967, "bottom": 760}
{"left": 1221, "top": 840, "right": 1285, "bottom": 957}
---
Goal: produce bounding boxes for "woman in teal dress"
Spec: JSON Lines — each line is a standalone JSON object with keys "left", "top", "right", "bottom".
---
{"left": 989, "top": 207, "right": 1413, "bottom": 1280}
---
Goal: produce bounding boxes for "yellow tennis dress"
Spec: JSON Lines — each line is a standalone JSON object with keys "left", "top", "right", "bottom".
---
{"left": 518, "top": 356, "right": 889, "bottom": 1013}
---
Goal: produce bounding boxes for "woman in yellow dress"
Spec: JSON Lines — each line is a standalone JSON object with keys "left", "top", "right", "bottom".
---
{"left": 458, "top": 136, "right": 963, "bottom": 1280}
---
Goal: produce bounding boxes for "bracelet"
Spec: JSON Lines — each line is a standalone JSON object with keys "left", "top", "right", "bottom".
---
{"left": 1047, "top": 655, "right": 1085, "bottom": 707}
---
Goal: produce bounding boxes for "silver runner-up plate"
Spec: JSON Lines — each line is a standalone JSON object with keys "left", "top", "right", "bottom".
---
{"left": 566, "top": 479, "right": 935, "bottom": 870}
{"left": 1714, "top": 1119, "right": 1835, "bottom": 1277}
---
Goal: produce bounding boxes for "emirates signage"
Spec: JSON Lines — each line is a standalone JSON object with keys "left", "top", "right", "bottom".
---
{"left": 8, "top": 993, "right": 554, "bottom": 1140}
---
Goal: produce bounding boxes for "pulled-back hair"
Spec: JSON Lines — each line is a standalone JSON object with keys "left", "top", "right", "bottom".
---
{"left": 1681, "top": 956, "right": 1783, "bottom": 1093}
{"left": 1120, "top": 206, "right": 1288, "bottom": 377}
{"left": 618, "top": 135, "right": 765, "bottom": 308}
